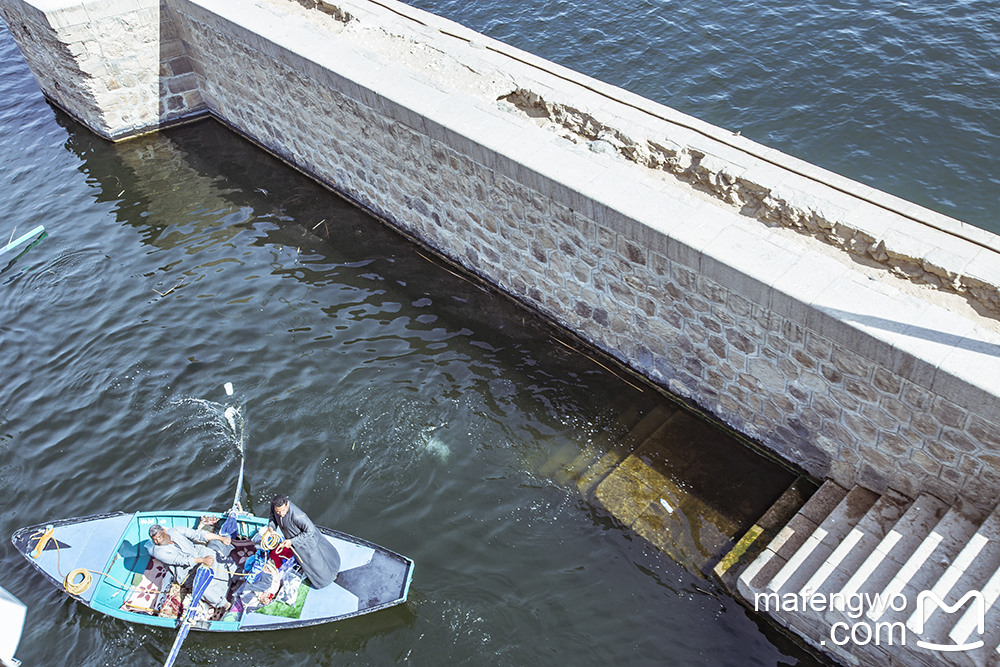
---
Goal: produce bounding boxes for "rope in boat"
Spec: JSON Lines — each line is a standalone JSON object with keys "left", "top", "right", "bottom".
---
{"left": 29, "top": 528, "right": 142, "bottom": 596}
{"left": 260, "top": 527, "right": 304, "bottom": 563}
{"left": 261, "top": 530, "right": 280, "bottom": 551}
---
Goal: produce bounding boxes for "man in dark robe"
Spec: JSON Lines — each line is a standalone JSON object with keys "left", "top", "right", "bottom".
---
{"left": 147, "top": 524, "right": 234, "bottom": 609}
{"left": 267, "top": 494, "right": 341, "bottom": 589}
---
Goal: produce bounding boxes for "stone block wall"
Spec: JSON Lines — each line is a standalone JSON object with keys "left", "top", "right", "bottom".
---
{"left": 0, "top": 0, "right": 203, "bottom": 139}
{"left": 5, "top": 0, "right": 1000, "bottom": 508}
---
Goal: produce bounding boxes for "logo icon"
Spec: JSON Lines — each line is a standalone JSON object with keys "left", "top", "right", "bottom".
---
{"left": 909, "top": 590, "right": 985, "bottom": 652}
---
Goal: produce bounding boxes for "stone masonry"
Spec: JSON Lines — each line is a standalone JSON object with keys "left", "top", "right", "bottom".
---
{"left": 0, "top": 0, "right": 203, "bottom": 139}
{"left": 4, "top": 0, "right": 1000, "bottom": 512}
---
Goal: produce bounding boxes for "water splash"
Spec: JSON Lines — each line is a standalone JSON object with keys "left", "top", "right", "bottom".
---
{"left": 164, "top": 397, "right": 245, "bottom": 461}
{"left": 421, "top": 433, "right": 451, "bottom": 463}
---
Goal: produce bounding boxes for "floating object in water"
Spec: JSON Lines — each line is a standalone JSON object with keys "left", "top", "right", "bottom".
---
{"left": 0, "top": 585, "right": 25, "bottom": 667}
{"left": 1, "top": 225, "right": 45, "bottom": 260}
{"left": 224, "top": 382, "right": 234, "bottom": 396}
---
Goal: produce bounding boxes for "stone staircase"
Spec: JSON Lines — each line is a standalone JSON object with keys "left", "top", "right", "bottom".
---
{"left": 538, "top": 396, "right": 805, "bottom": 574}
{"left": 731, "top": 480, "right": 1000, "bottom": 667}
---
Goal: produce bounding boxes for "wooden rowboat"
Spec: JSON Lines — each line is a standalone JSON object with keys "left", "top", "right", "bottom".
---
{"left": 11, "top": 509, "right": 413, "bottom": 633}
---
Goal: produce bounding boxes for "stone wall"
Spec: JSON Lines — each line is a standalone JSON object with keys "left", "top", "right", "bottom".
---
{"left": 5, "top": 0, "right": 1000, "bottom": 508}
{"left": 0, "top": 0, "right": 203, "bottom": 139}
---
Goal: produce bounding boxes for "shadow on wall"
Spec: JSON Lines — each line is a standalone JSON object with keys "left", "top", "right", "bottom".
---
{"left": 828, "top": 307, "right": 1000, "bottom": 359}
{"left": 158, "top": 2, "right": 205, "bottom": 130}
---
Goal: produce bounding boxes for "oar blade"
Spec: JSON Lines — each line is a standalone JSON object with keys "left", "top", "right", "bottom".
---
{"left": 162, "top": 566, "right": 214, "bottom": 667}
{"left": 186, "top": 566, "right": 213, "bottom": 621}
{"left": 162, "top": 623, "right": 191, "bottom": 667}
{"left": 220, "top": 512, "right": 238, "bottom": 539}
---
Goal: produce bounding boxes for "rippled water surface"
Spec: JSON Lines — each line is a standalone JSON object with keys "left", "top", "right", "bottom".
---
{"left": 0, "top": 20, "right": 820, "bottom": 667}
{"left": 407, "top": 0, "right": 1000, "bottom": 234}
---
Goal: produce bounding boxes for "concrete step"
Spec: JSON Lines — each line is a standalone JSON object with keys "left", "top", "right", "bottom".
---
{"left": 540, "top": 398, "right": 669, "bottom": 486}
{"left": 737, "top": 480, "right": 849, "bottom": 607}
{"left": 766, "top": 485, "right": 881, "bottom": 598}
{"left": 712, "top": 476, "right": 817, "bottom": 592}
{"left": 831, "top": 498, "right": 984, "bottom": 667}
{"left": 862, "top": 499, "right": 986, "bottom": 629}
{"left": 915, "top": 504, "right": 1000, "bottom": 666}
{"left": 553, "top": 442, "right": 604, "bottom": 486}
{"left": 827, "top": 492, "right": 949, "bottom": 622}
{"left": 728, "top": 481, "right": 1000, "bottom": 667}
{"left": 797, "top": 488, "right": 911, "bottom": 601}
{"left": 538, "top": 442, "right": 582, "bottom": 478}
{"left": 575, "top": 402, "right": 676, "bottom": 497}
{"left": 558, "top": 400, "right": 663, "bottom": 484}
{"left": 761, "top": 486, "right": 881, "bottom": 646}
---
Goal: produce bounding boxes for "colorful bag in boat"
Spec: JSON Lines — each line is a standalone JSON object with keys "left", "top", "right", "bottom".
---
{"left": 158, "top": 583, "right": 185, "bottom": 619}
{"left": 243, "top": 549, "right": 267, "bottom": 584}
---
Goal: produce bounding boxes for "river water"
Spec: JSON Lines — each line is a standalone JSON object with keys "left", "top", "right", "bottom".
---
{"left": 0, "top": 19, "right": 823, "bottom": 667}
{"left": 409, "top": 0, "right": 1000, "bottom": 235}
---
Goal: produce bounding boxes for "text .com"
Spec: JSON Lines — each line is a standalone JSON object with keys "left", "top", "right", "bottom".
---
{"left": 755, "top": 589, "right": 986, "bottom": 651}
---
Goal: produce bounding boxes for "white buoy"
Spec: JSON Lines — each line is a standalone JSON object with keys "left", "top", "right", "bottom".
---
{"left": 224, "top": 382, "right": 234, "bottom": 396}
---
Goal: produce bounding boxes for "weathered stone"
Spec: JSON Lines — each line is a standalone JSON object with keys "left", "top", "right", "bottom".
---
{"left": 924, "top": 440, "right": 958, "bottom": 466}
{"left": 820, "top": 363, "right": 843, "bottom": 385}
{"left": 876, "top": 431, "right": 911, "bottom": 457}
{"left": 766, "top": 331, "right": 790, "bottom": 355}
{"left": 879, "top": 395, "right": 912, "bottom": 425}
{"left": 843, "top": 412, "right": 878, "bottom": 444}
{"left": 958, "top": 454, "right": 983, "bottom": 477}
{"left": 901, "top": 383, "right": 934, "bottom": 411}
{"left": 791, "top": 349, "right": 816, "bottom": 370}
{"left": 922, "top": 475, "right": 960, "bottom": 505}
{"left": 778, "top": 357, "right": 800, "bottom": 381}
{"left": 862, "top": 404, "right": 898, "bottom": 432}
{"left": 831, "top": 347, "right": 870, "bottom": 379}
{"left": 939, "top": 428, "right": 978, "bottom": 454}
{"left": 725, "top": 328, "right": 756, "bottom": 354}
{"left": 909, "top": 412, "right": 941, "bottom": 439}
{"left": 805, "top": 332, "right": 833, "bottom": 361}
{"left": 781, "top": 319, "right": 804, "bottom": 345}
{"left": 622, "top": 240, "right": 646, "bottom": 266}
{"left": 910, "top": 448, "right": 942, "bottom": 477}
{"left": 812, "top": 394, "right": 841, "bottom": 421}
{"left": 931, "top": 397, "right": 968, "bottom": 429}
{"left": 728, "top": 292, "right": 752, "bottom": 318}
{"left": 829, "top": 387, "right": 861, "bottom": 413}
{"left": 966, "top": 414, "right": 1000, "bottom": 451}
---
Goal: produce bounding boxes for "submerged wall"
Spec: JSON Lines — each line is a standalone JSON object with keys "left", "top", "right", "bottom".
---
{"left": 4, "top": 0, "right": 1000, "bottom": 506}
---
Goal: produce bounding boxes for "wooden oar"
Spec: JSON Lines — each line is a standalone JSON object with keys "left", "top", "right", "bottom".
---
{"left": 162, "top": 566, "right": 213, "bottom": 667}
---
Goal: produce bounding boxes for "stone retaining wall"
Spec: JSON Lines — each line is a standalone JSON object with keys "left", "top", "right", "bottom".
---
{"left": 0, "top": 0, "right": 203, "bottom": 138}
{"left": 4, "top": 0, "right": 1000, "bottom": 508}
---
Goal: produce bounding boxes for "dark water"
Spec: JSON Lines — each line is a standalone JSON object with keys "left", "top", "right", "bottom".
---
{"left": 0, "top": 21, "right": 819, "bottom": 667}
{"left": 407, "top": 0, "right": 1000, "bottom": 235}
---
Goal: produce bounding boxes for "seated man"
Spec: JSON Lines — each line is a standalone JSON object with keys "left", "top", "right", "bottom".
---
{"left": 268, "top": 494, "right": 341, "bottom": 589}
{"left": 147, "top": 524, "right": 234, "bottom": 610}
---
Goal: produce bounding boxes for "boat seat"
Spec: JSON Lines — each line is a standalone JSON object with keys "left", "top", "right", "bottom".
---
{"left": 120, "top": 556, "right": 170, "bottom": 614}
